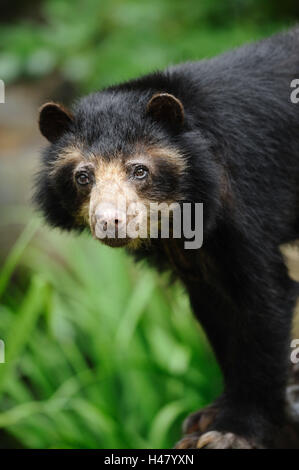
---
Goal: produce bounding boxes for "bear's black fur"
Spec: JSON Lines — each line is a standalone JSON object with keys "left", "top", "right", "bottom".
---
{"left": 34, "top": 27, "right": 299, "bottom": 448}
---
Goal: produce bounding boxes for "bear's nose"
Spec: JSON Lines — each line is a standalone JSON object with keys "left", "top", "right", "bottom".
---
{"left": 94, "top": 208, "right": 126, "bottom": 239}
{"left": 101, "top": 217, "right": 119, "bottom": 232}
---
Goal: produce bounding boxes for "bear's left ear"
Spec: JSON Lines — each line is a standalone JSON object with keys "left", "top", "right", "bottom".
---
{"left": 146, "top": 92, "right": 184, "bottom": 131}
{"left": 39, "top": 102, "right": 73, "bottom": 143}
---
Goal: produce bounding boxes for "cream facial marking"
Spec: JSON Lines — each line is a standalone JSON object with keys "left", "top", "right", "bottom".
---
{"left": 89, "top": 160, "right": 141, "bottom": 235}
{"left": 130, "top": 144, "right": 187, "bottom": 176}
{"left": 148, "top": 145, "right": 187, "bottom": 175}
{"left": 49, "top": 147, "right": 84, "bottom": 176}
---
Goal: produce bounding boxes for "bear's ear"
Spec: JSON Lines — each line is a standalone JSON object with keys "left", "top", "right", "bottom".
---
{"left": 146, "top": 92, "right": 184, "bottom": 130}
{"left": 39, "top": 102, "right": 73, "bottom": 143}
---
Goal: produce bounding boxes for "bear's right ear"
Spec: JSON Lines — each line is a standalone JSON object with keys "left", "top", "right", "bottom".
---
{"left": 146, "top": 93, "right": 184, "bottom": 131}
{"left": 39, "top": 102, "right": 73, "bottom": 143}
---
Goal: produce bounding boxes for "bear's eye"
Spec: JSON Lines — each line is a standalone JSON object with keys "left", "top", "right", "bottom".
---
{"left": 76, "top": 171, "right": 90, "bottom": 186}
{"left": 133, "top": 165, "right": 148, "bottom": 180}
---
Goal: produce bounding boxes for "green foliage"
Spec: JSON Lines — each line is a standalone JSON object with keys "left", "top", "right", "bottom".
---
{"left": 0, "top": 0, "right": 292, "bottom": 92}
{"left": 0, "top": 222, "right": 222, "bottom": 448}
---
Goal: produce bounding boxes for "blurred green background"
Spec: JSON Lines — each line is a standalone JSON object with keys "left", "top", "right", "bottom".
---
{"left": 0, "top": 0, "right": 298, "bottom": 449}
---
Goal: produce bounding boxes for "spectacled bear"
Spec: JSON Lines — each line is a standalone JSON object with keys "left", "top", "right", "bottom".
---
{"left": 34, "top": 27, "right": 299, "bottom": 448}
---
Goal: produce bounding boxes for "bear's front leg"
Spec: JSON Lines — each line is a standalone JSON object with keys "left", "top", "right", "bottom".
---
{"left": 182, "top": 400, "right": 220, "bottom": 435}
{"left": 175, "top": 248, "right": 297, "bottom": 449}
{"left": 176, "top": 430, "right": 257, "bottom": 449}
